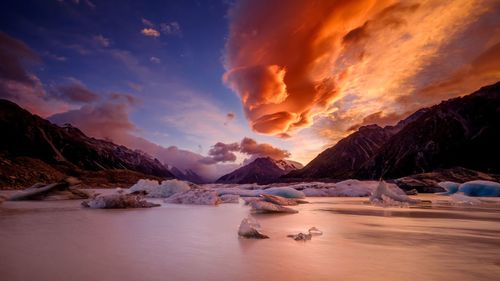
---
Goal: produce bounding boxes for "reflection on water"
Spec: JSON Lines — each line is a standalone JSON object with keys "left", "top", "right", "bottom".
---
{"left": 1, "top": 195, "right": 499, "bottom": 281}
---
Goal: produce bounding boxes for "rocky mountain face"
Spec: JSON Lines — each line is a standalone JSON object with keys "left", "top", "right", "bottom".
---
{"left": 0, "top": 99, "right": 174, "bottom": 188}
{"left": 286, "top": 82, "right": 500, "bottom": 181}
{"left": 216, "top": 157, "right": 303, "bottom": 184}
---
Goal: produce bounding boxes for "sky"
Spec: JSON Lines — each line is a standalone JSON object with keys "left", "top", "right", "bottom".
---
{"left": 0, "top": 0, "right": 499, "bottom": 180}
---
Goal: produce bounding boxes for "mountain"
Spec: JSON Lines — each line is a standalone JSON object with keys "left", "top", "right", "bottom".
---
{"left": 286, "top": 82, "right": 500, "bottom": 180}
{"left": 0, "top": 99, "right": 174, "bottom": 188}
{"left": 169, "top": 166, "right": 206, "bottom": 184}
{"left": 216, "top": 157, "right": 303, "bottom": 184}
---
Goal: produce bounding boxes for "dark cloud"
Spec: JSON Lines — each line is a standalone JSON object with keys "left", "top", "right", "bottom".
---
{"left": 199, "top": 142, "right": 239, "bottom": 164}
{"left": 202, "top": 137, "right": 291, "bottom": 164}
{"left": 0, "top": 31, "right": 40, "bottom": 85}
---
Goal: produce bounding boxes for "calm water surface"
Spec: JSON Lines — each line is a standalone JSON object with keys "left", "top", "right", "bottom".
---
{"left": 1, "top": 194, "right": 499, "bottom": 281}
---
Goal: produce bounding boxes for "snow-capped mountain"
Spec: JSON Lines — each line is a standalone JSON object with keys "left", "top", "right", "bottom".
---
{"left": 216, "top": 157, "right": 303, "bottom": 184}
{"left": 168, "top": 166, "right": 207, "bottom": 184}
{"left": 0, "top": 99, "right": 174, "bottom": 188}
{"left": 286, "top": 81, "right": 500, "bottom": 180}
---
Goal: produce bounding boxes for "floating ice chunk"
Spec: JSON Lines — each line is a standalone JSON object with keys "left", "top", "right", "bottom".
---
{"left": 308, "top": 227, "right": 323, "bottom": 236}
{"left": 130, "top": 179, "right": 191, "bottom": 198}
{"left": 238, "top": 217, "right": 269, "bottom": 239}
{"left": 437, "top": 181, "right": 460, "bottom": 195}
{"left": 261, "top": 194, "right": 300, "bottom": 206}
{"left": 262, "top": 187, "right": 305, "bottom": 198}
{"left": 249, "top": 200, "right": 298, "bottom": 213}
{"left": 458, "top": 180, "right": 500, "bottom": 197}
{"left": 220, "top": 194, "right": 240, "bottom": 204}
{"left": 370, "top": 181, "right": 420, "bottom": 205}
{"left": 165, "top": 188, "right": 221, "bottom": 205}
{"left": 82, "top": 194, "right": 160, "bottom": 209}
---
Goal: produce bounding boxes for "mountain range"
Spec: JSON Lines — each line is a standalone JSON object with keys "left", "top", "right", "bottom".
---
{"left": 0, "top": 99, "right": 174, "bottom": 188}
{"left": 285, "top": 82, "right": 500, "bottom": 181}
{"left": 216, "top": 157, "right": 303, "bottom": 184}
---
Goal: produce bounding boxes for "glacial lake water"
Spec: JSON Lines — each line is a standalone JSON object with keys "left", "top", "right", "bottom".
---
{"left": 1, "top": 193, "right": 499, "bottom": 281}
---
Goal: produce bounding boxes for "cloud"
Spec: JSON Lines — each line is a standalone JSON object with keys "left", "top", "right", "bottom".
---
{"left": 141, "top": 28, "right": 160, "bottom": 37}
{"left": 223, "top": 0, "right": 500, "bottom": 146}
{"left": 201, "top": 137, "right": 290, "bottom": 164}
{"left": 142, "top": 18, "right": 154, "bottom": 27}
{"left": 150, "top": 56, "right": 161, "bottom": 64}
{"left": 239, "top": 137, "right": 290, "bottom": 160}
{"left": 160, "top": 21, "right": 181, "bottom": 36}
{"left": 93, "top": 34, "right": 110, "bottom": 47}
{"left": 347, "top": 110, "right": 408, "bottom": 131}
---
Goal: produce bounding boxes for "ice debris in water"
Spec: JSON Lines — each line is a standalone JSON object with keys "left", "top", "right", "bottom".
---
{"left": 287, "top": 227, "right": 323, "bottom": 241}
{"left": 130, "top": 179, "right": 192, "bottom": 198}
{"left": 370, "top": 181, "right": 420, "bottom": 206}
{"left": 238, "top": 217, "right": 269, "bottom": 239}
{"left": 449, "top": 193, "right": 483, "bottom": 205}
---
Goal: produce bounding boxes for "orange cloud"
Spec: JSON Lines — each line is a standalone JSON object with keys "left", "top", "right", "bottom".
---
{"left": 224, "top": 0, "right": 500, "bottom": 149}
{"left": 141, "top": 28, "right": 160, "bottom": 37}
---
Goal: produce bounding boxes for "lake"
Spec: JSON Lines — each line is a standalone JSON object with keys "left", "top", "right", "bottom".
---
{"left": 1, "top": 194, "right": 499, "bottom": 281}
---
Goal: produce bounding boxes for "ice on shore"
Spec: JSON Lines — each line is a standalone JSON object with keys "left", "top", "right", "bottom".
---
{"left": 299, "top": 180, "right": 406, "bottom": 198}
{"left": 437, "top": 180, "right": 500, "bottom": 197}
{"left": 220, "top": 194, "right": 240, "bottom": 204}
{"left": 164, "top": 188, "right": 221, "bottom": 205}
{"left": 238, "top": 217, "right": 269, "bottom": 239}
{"left": 216, "top": 186, "right": 305, "bottom": 199}
{"left": 82, "top": 194, "right": 160, "bottom": 209}
{"left": 130, "top": 179, "right": 191, "bottom": 198}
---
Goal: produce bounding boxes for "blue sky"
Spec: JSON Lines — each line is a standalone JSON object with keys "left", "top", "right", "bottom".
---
{"left": 0, "top": 0, "right": 292, "bottom": 160}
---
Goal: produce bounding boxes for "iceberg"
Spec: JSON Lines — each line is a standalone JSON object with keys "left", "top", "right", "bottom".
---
{"left": 370, "top": 181, "right": 420, "bottom": 205}
{"left": 129, "top": 179, "right": 192, "bottom": 198}
{"left": 457, "top": 180, "right": 500, "bottom": 197}
{"left": 164, "top": 188, "right": 221, "bottom": 205}
{"left": 238, "top": 217, "right": 269, "bottom": 239}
